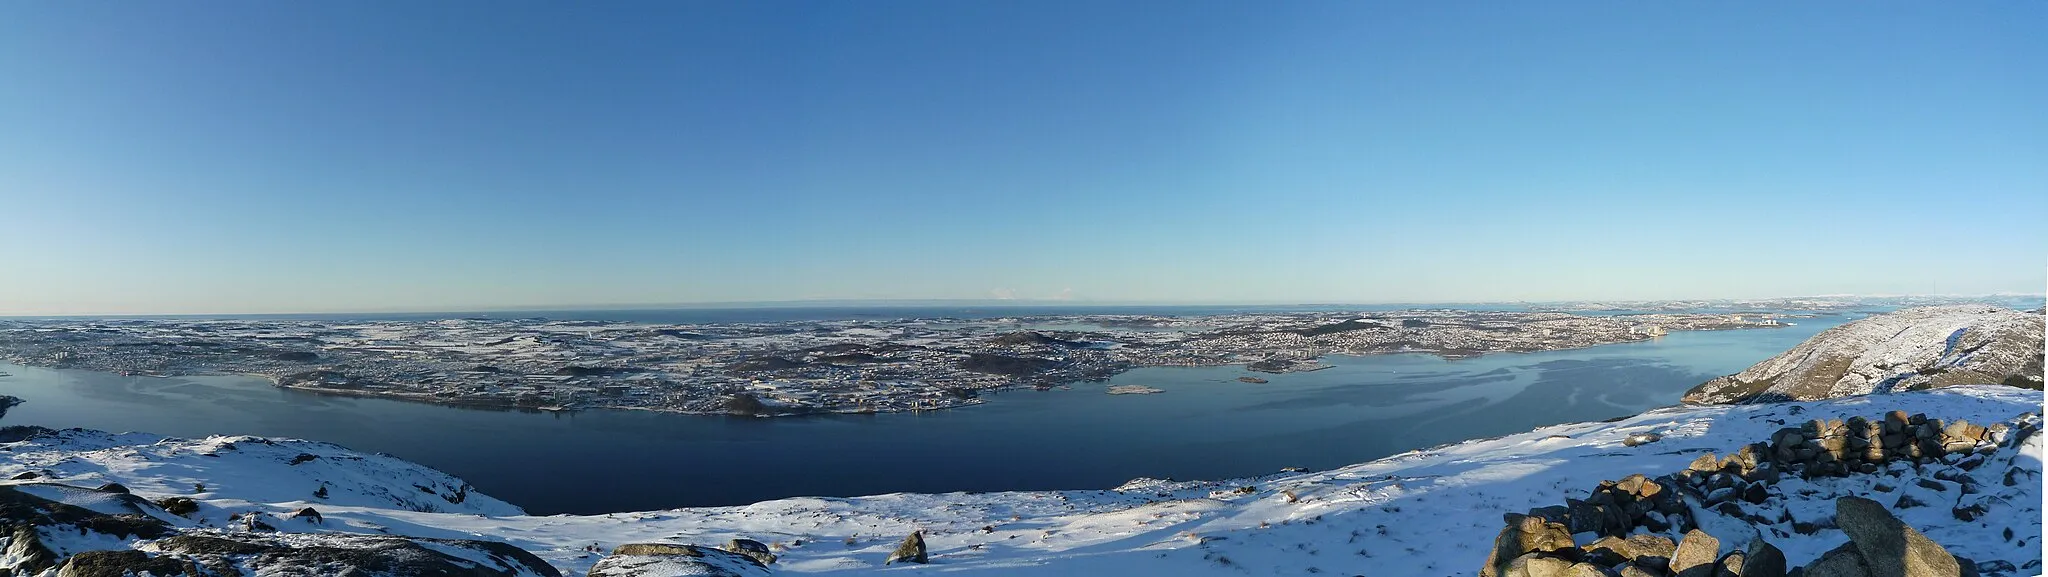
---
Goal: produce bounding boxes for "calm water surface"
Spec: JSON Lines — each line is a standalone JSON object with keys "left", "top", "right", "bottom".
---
{"left": 0, "top": 316, "right": 1854, "bottom": 515}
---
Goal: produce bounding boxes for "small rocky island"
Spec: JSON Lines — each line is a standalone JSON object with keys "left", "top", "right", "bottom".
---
{"left": 0, "top": 309, "right": 1791, "bottom": 416}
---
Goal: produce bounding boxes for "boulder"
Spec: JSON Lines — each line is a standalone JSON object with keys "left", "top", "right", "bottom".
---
{"left": 884, "top": 530, "right": 929, "bottom": 565}
{"left": 1672, "top": 529, "right": 1723, "bottom": 577}
{"left": 289, "top": 507, "right": 322, "bottom": 524}
{"left": 1625, "top": 433, "right": 1664, "bottom": 447}
{"left": 96, "top": 482, "right": 130, "bottom": 494}
{"left": 722, "top": 538, "right": 776, "bottom": 566}
{"left": 1720, "top": 551, "right": 1747, "bottom": 577}
{"left": 1835, "top": 496, "right": 1961, "bottom": 577}
{"left": 154, "top": 497, "right": 200, "bottom": 517}
{"left": 1743, "top": 539, "right": 1788, "bottom": 577}
{"left": 1885, "top": 411, "right": 1910, "bottom": 433}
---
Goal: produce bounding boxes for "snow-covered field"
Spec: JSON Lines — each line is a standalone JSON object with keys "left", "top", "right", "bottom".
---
{"left": 2, "top": 386, "right": 2039, "bottom": 576}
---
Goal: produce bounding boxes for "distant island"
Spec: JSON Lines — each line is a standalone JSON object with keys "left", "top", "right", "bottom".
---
{"left": 0, "top": 306, "right": 1805, "bottom": 416}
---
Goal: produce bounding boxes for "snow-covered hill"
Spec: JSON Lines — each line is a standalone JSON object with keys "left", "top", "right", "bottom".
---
{"left": 1684, "top": 305, "right": 2044, "bottom": 404}
{"left": 0, "top": 426, "right": 522, "bottom": 516}
{"left": 1, "top": 386, "right": 2038, "bottom": 576}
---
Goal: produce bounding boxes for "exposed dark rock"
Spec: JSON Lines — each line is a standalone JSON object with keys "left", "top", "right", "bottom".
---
{"left": 157, "top": 533, "right": 563, "bottom": 577}
{"left": 290, "top": 507, "right": 322, "bottom": 524}
{"left": 55, "top": 549, "right": 199, "bottom": 577}
{"left": 611, "top": 544, "right": 702, "bottom": 557}
{"left": 154, "top": 497, "right": 200, "bottom": 517}
{"left": 1624, "top": 433, "right": 1664, "bottom": 447}
{"left": 1744, "top": 539, "right": 1788, "bottom": 577}
{"left": 288, "top": 453, "right": 318, "bottom": 465}
{"left": 728, "top": 356, "right": 804, "bottom": 372}
{"left": 9, "top": 471, "right": 39, "bottom": 480}
{"left": 1975, "top": 560, "right": 2017, "bottom": 577}
{"left": 592, "top": 543, "right": 769, "bottom": 576}
{"left": 95, "top": 483, "right": 129, "bottom": 494}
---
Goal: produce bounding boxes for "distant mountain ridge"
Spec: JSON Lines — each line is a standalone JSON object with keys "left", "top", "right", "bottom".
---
{"left": 1683, "top": 305, "right": 2044, "bottom": 405}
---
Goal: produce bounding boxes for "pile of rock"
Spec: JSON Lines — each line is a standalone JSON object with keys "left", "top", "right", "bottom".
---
{"left": 1484, "top": 497, "right": 1988, "bottom": 577}
{"left": 1524, "top": 474, "right": 1697, "bottom": 539}
{"left": 1479, "top": 410, "right": 2041, "bottom": 577}
{"left": 1521, "top": 411, "right": 2034, "bottom": 541}
{"left": 1755, "top": 411, "right": 2029, "bottom": 478}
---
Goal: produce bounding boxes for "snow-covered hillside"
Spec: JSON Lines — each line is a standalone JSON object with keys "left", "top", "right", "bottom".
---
{"left": 2, "top": 386, "right": 2037, "bottom": 576}
{"left": 1683, "top": 305, "right": 2043, "bottom": 404}
{"left": 0, "top": 426, "right": 522, "bottom": 516}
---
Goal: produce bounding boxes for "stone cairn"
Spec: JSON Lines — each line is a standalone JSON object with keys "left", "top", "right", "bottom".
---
{"left": 1479, "top": 411, "right": 2039, "bottom": 577}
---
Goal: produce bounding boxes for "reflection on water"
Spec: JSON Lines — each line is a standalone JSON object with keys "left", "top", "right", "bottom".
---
{"left": 0, "top": 319, "right": 1847, "bottom": 515}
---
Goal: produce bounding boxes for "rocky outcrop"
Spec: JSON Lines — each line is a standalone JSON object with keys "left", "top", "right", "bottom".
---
{"left": 588, "top": 543, "right": 769, "bottom": 577}
{"left": 722, "top": 538, "right": 776, "bottom": 566}
{"left": 1481, "top": 409, "right": 2039, "bottom": 577}
{"left": 1684, "top": 306, "right": 2043, "bottom": 404}
{"left": 884, "top": 530, "right": 929, "bottom": 565}
{"left": 0, "top": 483, "right": 559, "bottom": 577}
{"left": 150, "top": 533, "right": 562, "bottom": 577}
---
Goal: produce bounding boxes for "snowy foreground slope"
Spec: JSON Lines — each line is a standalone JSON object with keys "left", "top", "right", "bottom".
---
{"left": 1, "top": 386, "right": 2038, "bottom": 576}
{"left": 0, "top": 427, "right": 522, "bottom": 517}
{"left": 1684, "top": 305, "right": 2043, "bottom": 404}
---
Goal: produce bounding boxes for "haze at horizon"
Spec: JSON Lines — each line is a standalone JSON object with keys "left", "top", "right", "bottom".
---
{"left": 2, "top": 2, "right": 2043, "bottom": 315}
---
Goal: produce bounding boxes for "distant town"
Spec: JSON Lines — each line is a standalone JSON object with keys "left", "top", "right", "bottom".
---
{"left": 0, "top": 307, "right": 1825, "bottom": 416}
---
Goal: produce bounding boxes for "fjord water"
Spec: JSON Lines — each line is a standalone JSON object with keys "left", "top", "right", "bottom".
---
{"left": 0, "top": 315, "right": 1853, "bottom": 515}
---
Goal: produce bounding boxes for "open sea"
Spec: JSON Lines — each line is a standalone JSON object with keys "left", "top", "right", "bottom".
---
{"left": 0, "top": 306, "right": 1867, "bottom": 515}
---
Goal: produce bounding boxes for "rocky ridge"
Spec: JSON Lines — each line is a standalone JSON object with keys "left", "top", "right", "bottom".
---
{"left": 1683, "top": 305, "right": 2043, "bottom": 405}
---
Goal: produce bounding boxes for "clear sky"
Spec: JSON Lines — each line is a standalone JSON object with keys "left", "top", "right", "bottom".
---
{"left": 1, "top": 2, "right": 2042, "bottom": 314}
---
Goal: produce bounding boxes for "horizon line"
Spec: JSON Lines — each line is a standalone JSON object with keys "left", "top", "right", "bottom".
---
{"left": 2, "top": 293, "right": 2042, "bottom": 320}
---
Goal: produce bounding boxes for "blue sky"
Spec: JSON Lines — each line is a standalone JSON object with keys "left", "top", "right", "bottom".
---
{"left": 1, "top": 2, "right": 2042, "bottom": 314}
